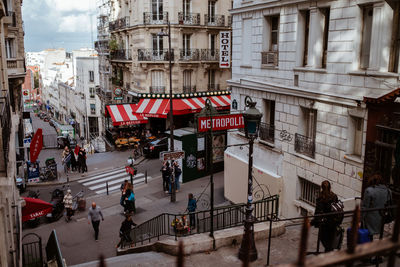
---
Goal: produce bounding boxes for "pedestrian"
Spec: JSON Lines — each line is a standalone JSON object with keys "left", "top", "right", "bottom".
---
{"left": 187, "top": 193, "right": 197, "bottom": 229}
{"left": 88, "top": 202, "right": 104, "bottom": 241}
{"left": 120, "top": 180, "right": 128, "bottom": 209}
{"left": 63, "top": 189, "right": 73, "bottom": 222}
{"left": 310, "top": 180, "right": 342, "bottom": 252}
{"left": 62, "top": 146, "right": 71, "bottom": 173}
{"left": 116, "top": 214, "right": 137, "bottom": 248}
{"left": 78, "top": 148, "right": 87, "bottom": 173}
{"left": 362, "top": 174, "right": 392, "bottom": 239}
{"left": 69, "top": 149, "right": 77, "bottom": 172}
{"left": 124, "top": 183, "right": 136, "bottom": 214}
{"left": 173, "top": 161, "right": 182, "bottom": 192}
{"left": 161, "top": 161, "right": 171, "bottom": 193}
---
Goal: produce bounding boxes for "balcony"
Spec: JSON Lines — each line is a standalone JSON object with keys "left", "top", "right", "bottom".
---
{"left": 109, "top": 17, "right": 129, "bottom": 31}
{"left": 207, "top": 84, "right": 220, "bottom": 91}
{"left": 143, "top": 12, "right": 169, "bottom": 25}
{"left": 259, "top": 122, "right": 274, "bottom": 143}
{"left": 201, "top": 49, "right": 219, "bottom": 61}
{"left": 261, "top": 51, "right": 279, "bottom": 66}
{"left": 178, "top": 12, "right": 200, "bottom": 25}
{"left": 183, "top": 85, "right": 196, "bottom": 93}
{"left": 110, "top": 49, "right": 132, "bottom": 61}
{"left": 138, "top": 49, "right": 174, "bottom": 61}
{"left": 179, "top": 49, "right": 200, "bottom": 61}
{"left": 150, "top": 86, "right": 166, "bottom": 93}
{"left": 7, "top": 58, "right": 25, "bottom": 78}
{"left": 204, "top": 14, "right": 225, "bottom": 27}
{"left": 94, "top": 40, "right": 109, "bottom": 54}
{"left": 294, "top": 133, "right": 315, "bottom": 158}
{"left": 5, "top": 11, "right": 16, "bottom": 27}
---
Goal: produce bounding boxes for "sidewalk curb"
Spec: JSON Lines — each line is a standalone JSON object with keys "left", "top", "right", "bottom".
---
{"left": 26, "top": 157, "right": 147, "bottom": 187}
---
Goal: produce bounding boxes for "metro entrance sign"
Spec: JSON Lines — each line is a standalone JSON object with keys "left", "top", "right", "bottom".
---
{"left": 198, "top": 113, "right": 244, "bottom": 132}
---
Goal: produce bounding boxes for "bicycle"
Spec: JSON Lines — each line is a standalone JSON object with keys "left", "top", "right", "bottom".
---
{"left": 133, "top": 143, "right": 141, "bottom": 160}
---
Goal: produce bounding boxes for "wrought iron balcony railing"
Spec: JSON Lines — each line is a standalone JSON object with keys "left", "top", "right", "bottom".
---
{"left": 94, "top": 40, "right": 109, "bottom": 53}
{"left": 143, "top": 12, "right": 169, "bottom": 25}
{"left": 138, "top": 49, "right": 174, "bottom": 61}
{"left": 201, "top": 49, "right": 219, "bottom": 61}
{"left": 150, "top": 86, "right": 166, "bottom": 94}
{"left": 259, "top": 122, "right": 275, "bottom": 143}
{"left": 294, "top": 133, "right": 315, "bottom": 158}
{"left": 109, "top": 16, "right": 129, "bottom": 31}
{"left": 204, "top": 14, "right": 225, "bottom": 27}
{"left": 179, "top": 49, "right": 200, "bottom": 61}
{"left": 110, "top": 49, "right": 132, "bottom": 61}
{"left": 207, "top": 84, "right": 220, "bottom": 91}
{"left": 178, "top": 12, "right": 200, "bottom": 25}
{"left": 261, "top": 51, "right": 279, "bottom": 66}
{"left": 183, "top": 85, "right": 196, "bottom": 93}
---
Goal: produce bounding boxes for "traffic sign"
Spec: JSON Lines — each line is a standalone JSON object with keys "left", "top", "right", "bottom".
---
{"left": 125, "top": 165, "right": 137, "bottom": 175}
{"left": 160, "top": 151, "right": 185, "bottom": 161}
{"left": 23, "top": 138, "right": 31, "bottom": 148}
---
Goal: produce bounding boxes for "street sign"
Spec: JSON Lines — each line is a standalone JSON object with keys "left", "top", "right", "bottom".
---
{"left": 30, "top": 128, "right": 43, "bottom": 162}
{"left": 198, "top": 114, "right": 244, "bottom": 132}
{"left": 125, "top": 165, "right": 137, "bottom": 175}
{"left": 114, "top": 97, "right": 123, "bottom": 100}
{"left": 160, "top": 151, "right": 185, "bottom": 161}
{"left": 23, "top": 138, "right": 31, "bottom": 148}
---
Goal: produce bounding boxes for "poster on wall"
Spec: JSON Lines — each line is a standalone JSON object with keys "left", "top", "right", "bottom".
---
{"left": 212, "top": 134, "right": 225, "bottom": 163}
{"left": 197, "top": 137, "right": 205, "bottom": 151}
{"left": 197, "top": 158, "right": 205, "bottom": 171}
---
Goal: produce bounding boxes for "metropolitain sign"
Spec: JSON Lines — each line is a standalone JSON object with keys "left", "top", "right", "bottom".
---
{"left": 198, "top": 114, "right": 244, "bottom": 132}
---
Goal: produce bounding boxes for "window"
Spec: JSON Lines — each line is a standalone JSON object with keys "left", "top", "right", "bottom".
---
{"left": 262, "top": 15, "right": 279, "bottom": 65}
{"left": 242, "top": 19, "right": 252, "bottom": 65}
{"left": 183, "top": 70, "right": 193, "bottom": 93}
{"left": 348, "top": 116, "right": 363, "bottom": 157}
{"left": 5, "top": 38, "right": 15, "bottom": 58}
{"left": 208, "top": 69, "right": 216, "bottom": 90}
{"left": 182, "top": 34, "right": 191, "bottom": 57}
{"left": 208, "top": 1, "right": 216, "bottom": 23}
{"left": 89, "top": 87, "right": 95, "bottom": 98}
{"left": 360, "top": 6, "right": 373, "bottom": 69}
{"left": 270, "top": 16, "right": 279, "bottom": 52}
{"left": 151, "top": 70, "right": 165, "bottom": 93}
{"left": 295, "top": 107, "right": 316, "bottom": 158}
{"left": 302, "top": 10, "right": 310, "bottom": 66}
{"left": 303, "top": 108, "right": 317, "bottom": 139}
{"left": 90, "top": 104, "right": 96, "bottom": 114}
{"left": 299, "top": 177, "right": 320, "bottom": 206}
{"left": 321, "top": 8, "right": 330, "bottom": 68}
{"left": 389, "top": 5, "right": 400, "bottom": 73}
{"left": 261, "top": 100, "right": 275, "bottom": 142}
{"left": 183, "top": 0, "right": 191, "bottom": 16}
{"left": 152, "top": 0, "right": 163, "bottom": 21}
{"left": 89, "top": 71, "right": 94, "bottom": 82}
{"left": 152, "top": 34, "right": 163, "bottom": 57}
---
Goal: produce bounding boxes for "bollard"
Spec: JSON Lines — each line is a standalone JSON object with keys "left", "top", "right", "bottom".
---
{"left": 145, "top": 170, "right": 147, "bottom": 184}
{"left": 106, "top": 181, "right": 109, "bottom": 195}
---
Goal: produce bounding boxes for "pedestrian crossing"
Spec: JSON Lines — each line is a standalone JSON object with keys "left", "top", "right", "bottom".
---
{"left": 78, "top": 167, "right": 151, "bottom": 195}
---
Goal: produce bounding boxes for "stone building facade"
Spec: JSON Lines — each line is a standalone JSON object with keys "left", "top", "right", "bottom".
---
{"left": 225, "top": 0, "right": 400, "bottom": 217}
{"left": 108, "top": 0, "right": 232, "bottom": 98}
{"left": 0, "top": 0, "right": 26, "bottom": 265}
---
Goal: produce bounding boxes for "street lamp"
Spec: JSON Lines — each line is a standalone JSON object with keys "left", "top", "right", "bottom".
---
{"left": 238, "top": 96, "right": 262, "bottom": 263}
{"left": 158, "top": 21, "right": 175, "bottom": 203}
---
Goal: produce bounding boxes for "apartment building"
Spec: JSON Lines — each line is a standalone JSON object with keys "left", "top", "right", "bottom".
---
{"left": 225, "top": 0, "right": 400, "bottom": 217}
{"left": 0, "top": 0, "right": 26, "bottom": 265}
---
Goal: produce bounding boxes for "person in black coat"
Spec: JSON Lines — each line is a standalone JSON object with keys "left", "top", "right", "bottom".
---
{"left": 69, "top": 149, "right": 77, "bottom": 172}
{"left": 78, "top": 148, "right": 87, "bottom": 173}
{"left": 116, "top": 214, "right": 137, "bottom": 248}
{"left": 311, "top": 180, "right": 340, "bottom": 252}
{"left": 160, "top": 161, "right": 171, "bottom": 193}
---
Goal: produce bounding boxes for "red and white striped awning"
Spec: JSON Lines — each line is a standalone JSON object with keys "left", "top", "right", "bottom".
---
{"left": 131, "top": 95, "right": 232, "bottom": 118}
{"left": 106, "top": 105, "right": 148, "bottom": 126}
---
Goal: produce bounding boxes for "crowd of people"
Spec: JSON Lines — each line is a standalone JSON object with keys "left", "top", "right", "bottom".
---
{"left": 160, "top": 161, "right": 182, "bottom": 194}
{"left": 61, "top": 145, "right": 87, "bottom": 174}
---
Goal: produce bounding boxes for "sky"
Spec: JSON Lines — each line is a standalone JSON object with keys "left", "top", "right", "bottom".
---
{"left": 22, "top": 0, "right": 98, "bottom": 52}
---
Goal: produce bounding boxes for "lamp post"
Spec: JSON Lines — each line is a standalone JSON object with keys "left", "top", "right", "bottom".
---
{"left": 238, "top": 96, "right": 262, "bottom": 263}
{"left": 158, "top": 21, "right": 175, "bottom": 203}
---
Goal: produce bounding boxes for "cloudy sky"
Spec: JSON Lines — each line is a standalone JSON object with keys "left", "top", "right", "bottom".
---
{"left": 22, "top": 0, "right": 97, "bottom": 52}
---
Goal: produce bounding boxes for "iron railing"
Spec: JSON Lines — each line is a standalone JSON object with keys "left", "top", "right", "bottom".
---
{"left": 125, "top": 195, "right": 279, "bottom": 248}
{"left": 259, "top": 122, "right": 274, "bottom": 143}
{"left": 138, "top": 49, "right": 174, "bottom": 61}
{"left": 0, "top": 91, "right": 11, "bottom": 172}
{"left": 150, "top": 86, "right": 166, "bottom": 94}
{"left": 201, "top": 49, "right": 219, "bottom": 61}
{"left": 178, "top": 12, "right": 200, "bottom": 25}
{"left": 207, "top": 84, "right": 220, "bottom": 91}
{"left": 94, "top": 40, "right": 109, "bottom": 53}
{"left": 295, "top": 133, "right": 315, "bottom": 158}
{"left": 204, "top": 14, "right": 225, "bottom": 27}
{"left": 110, "top": 49, "right": 132, "bottom": 61}
{"left": 183, "top": 85, "right": 196, "bottom": 94}
{"left": 109, "top": 16, "right": 129, "bottom": 31}
{"left": 143, "top": 12, "right": 169, "bottom": 25}
{"left": 179, "top": 49, "right": 200, "bottom": 61}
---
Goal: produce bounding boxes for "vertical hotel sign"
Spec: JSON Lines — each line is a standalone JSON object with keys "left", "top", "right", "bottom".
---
{"left": 219, "top": 31, "right": 231, "bottom": 68}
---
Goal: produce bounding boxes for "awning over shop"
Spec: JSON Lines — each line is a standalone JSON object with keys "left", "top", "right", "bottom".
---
{"left": 131, "top": 95, "right": 232, "bottom": 118}
{"left": 22, "top": 197, "right": 53, "bottom": 222}
{"left": 106, "top": 105, "right": 149, "bottom": 126}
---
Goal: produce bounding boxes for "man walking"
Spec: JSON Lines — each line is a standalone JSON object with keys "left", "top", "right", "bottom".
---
{"left": 187, "top": 193, "right": 197, "bottom": 228}
{"left": 63, "top": 189, "right": 73, "bottom": 222}
{"left": 88, "top": 202, "right": 104, "bottom": 241}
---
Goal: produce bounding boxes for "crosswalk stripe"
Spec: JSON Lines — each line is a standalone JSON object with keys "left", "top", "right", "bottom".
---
{"left": 95, "top": 177, "right": 146, "bottom": 194}
{"left": 88, "top": 174, "right": 145, "bottom": 190}
{"left": 82, "top": 172, "right": 141, "bottom": 186}
{"left": 79, "top": 168, "right": 126, "bottom": 183}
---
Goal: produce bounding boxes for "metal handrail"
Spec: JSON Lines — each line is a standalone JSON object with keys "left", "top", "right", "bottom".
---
{"left": 143, "top": 12, "right": 169, "bottom": 25}
{"left": 178, "top": 12, "right": 200, "bottom": 25}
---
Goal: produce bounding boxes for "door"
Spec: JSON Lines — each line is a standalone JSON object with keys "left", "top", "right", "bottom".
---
{"left": 151, "top": 70, "right": 165, "bottom": 93}
{"left": 183, "top": 70, "right": 192, "bottom": 93}
{"left": 183, "top": 0, "right": 191, "bottom": 17}
{"left": 152, "top": 0, "right": 163, "bottom": 21}
{"left": 208, "top": 1, "right": 216, "bottom": 23}
{"left": 22, "top": 233, "right": 43, "bottom": 267}
{"left": 152, "top": 34, "right": 163, "bottom": 58}
{"left": 182, "top": 34, "right": 191, "bottom": 57}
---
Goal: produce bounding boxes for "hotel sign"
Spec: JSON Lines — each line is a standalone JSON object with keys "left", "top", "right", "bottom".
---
{"left": 198, "top": 114, "right": 244, "bottom": 132}
{"left": 219, "top": 31, "right": 231, "bottom": 68}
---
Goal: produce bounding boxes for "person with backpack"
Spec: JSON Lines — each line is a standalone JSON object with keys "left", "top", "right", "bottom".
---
{"left": 173, "top": 161, "right": 182, "bottom": 192}
{"left": 116, "top": 214, "right": 137, "bottom": 248}
{"left": 124, "top": 183, "right": 136, "bottom": 214}
{"left": 187, "top": 193, "right": 197, "bottom": 229}
{"left": 311, "top": 180, "right": 344, "bottom": 252}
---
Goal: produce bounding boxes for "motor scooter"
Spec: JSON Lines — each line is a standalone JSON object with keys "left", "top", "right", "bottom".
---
{"left": 46, "top": 187, "right": 65, "bottom": 222}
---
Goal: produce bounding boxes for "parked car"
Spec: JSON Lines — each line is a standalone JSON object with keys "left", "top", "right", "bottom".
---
{"left": 57, "top": 135, "right": 77, "bottom": 149}
{"left": 143, "top": 137, "right": 168, "bottom": 158}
